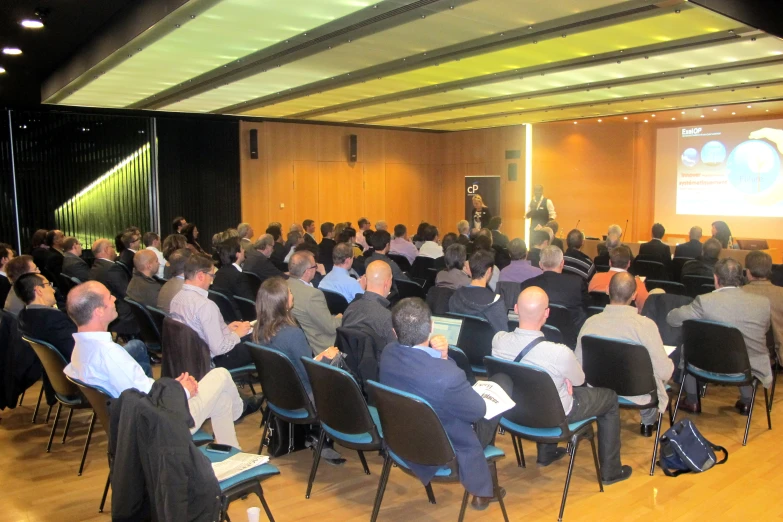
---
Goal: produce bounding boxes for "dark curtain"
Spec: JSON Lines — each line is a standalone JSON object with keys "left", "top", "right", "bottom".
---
{"left": 0, "top": 112, "right": 18, "bottom": 249}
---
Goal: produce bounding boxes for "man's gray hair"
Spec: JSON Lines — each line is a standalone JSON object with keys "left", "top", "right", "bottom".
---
{"left": 606, "top": 232, "right": 621, "bottom": 249}
{"left": 539, "top": 245, "right": 564, "bottom": 271}
{"left": 508, "top": 238, "right": 527, "bottom": 260}
{"left": 254, "top": 234, "right": 275, "bottom": 251}
{"left": 714, "top": 258, "right": 743, "bottom": 287}
{"left": 289, "top": 250, "right": 315, "bottom": 278}
{"left": 375, "top": 220, "right": 388, "bottom": 231}
{"left": 607, "top": 224, "right": 623, "bottom": 237}
{"left": 237, "top": 223, "right": 252, "bottom": 239}
{"left": 457, "top": 220, "right": 470, "bottom": 234}
{"left": 689, "top": 226, "right": 703, "bottom": 241}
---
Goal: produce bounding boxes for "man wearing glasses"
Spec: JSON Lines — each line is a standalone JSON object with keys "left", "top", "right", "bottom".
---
{"left": 170, "top": 254, "right": 253, "bottom": 370}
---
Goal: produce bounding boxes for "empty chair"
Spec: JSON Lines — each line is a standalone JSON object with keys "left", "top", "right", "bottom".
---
{"left": 589, "top": 291, "right": 610, "bottom": 307}
{"left": 161, "top": 317, "right": 212, "bottom": 381}
{"left": 674, "top": 319, "right": 771, "bottom": 445}
{"left": 58, "top": 274, "right": 81, "bottom": 295}
{"left": 124, "top": 297, "right": 162, "bottom": 352}
{"left": 671, "top": 257, "right": 693, "bottom": 282}
{"left": 681, "top": 275, "right": 715, "bottom": 298}
{"left": 484, "top": 356, "right": 602, "bottom": 522}
{"left": 411, "top": 257, "right": 436, "bottom": 283}
{"left": 580, "top": 335, "right": 672, "bottom": 475}
{"left": 425, "top": 286, "right": 454, "bottom": 315}
{"left": 302, "top": 358, "right": 383, "bottom": 499}
{"left": 645, "top": 280, "right": 687, "bottom": 295}
{"left": 322, "top": 289, "right": 350, "bottom": 315}
{"left": 244, "top": 271, "right": 263, "bottom": 297}
{"left": 448, "top": 345, "right": 476, "bottom": 385}
{"left": 631, "top": 259, "right": 668, "bottom": 281}
{"left": 396, "top": 279, "right": 426, "bottom": 300}
{"left": 387, "top": 253, "right": 412, "bottom": 273}
{"left": 146, "top": 305, "right": 169, "bottom": 335}
{"left": 23, "top": 337, "right": 96, "bottom": 475}
{"left": 234, "top": 295, "right": 257, "bottom": 322}
{"left": 496, "top": 281, "right": 522, "bottom": 311}
{"left": 208, "top": 289, "right": 241, "bottom": 323}
{"left": 447, "top": 313, "right": 495, "bottom": 376}
{"left": 367, "top": 381, "right": 508, "bottom": 522}
{"left": 595, "top": 264, "right": 610, "bottom": 273}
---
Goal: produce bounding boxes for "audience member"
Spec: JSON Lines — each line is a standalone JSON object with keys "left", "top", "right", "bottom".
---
{"left": 342, "top": 261, "right": 396, "bottom": 347}
{"left": 142, "top": 232, "right": 165, "bottom": 279}
{"left": 284, "top": 231, "right": 304, "bottom": 264}
{"left": 44, "top": 229, "right": 65, "bottom": 277}
{"left": 389, "top": 224, "right": 418, "bottom": 265}
{"left": 337, "top": 226, "right": 363, "bottom": 258}
{"left": 157, "top": 248, "right": 190, "bottom": 313}
{"left": 126, "top": 250, "right": 162, "bottom": 308}
{"left": 61, "top": 237, "right": 90, "bottom": 282}
{"left": 119, "top": 229, "right": 141, "bottom": 271}
{"left": 546, "top": 221, "right": 564, "bottom": 251}
{"left": 302, "top": 219, "right": 318, "bottom": 249}
{"left": 588, "top": 246, "right": 649, "bottom": 313}
{"left": 435, "top": 244, "right": 471, "bottom": 290}
{"left": 375, "top": 220, "right": 388, "bottom": 232}
{"left": 365, "top": 230, "right": 409, "bottom": 283}
{"left": 576, "top": 272, "right": 673, "bottom": 436}
{"left": 263, "top": 225, "right": 287, "bottom": 269}
{"left": 212, "top": 237, "right": 254, "bottom": 302}
{"left": 674, "top": 226, "right": 703, "bottom": 259}
{"left": 64, "top": 281, "right": 261, "bottom": 449}
{"left": 30, "top": 229, "right": 49, "bottom": 272}
{"left": 527, "top": 230, "right": 550, "bottom": 269}
{"left": 319, "top": 242, "right": 366, "bottom": 303}
{"left": 0, "top": 243, "right": 15, "bottom": 304}
{"left": 492, "top": 287, "right": 631, "bottom": 483}
{"left": 356, "top": 218, "right": 372, "bottom": 250}
{"left": 89, "top": 238, "right": 138, "bottom": 337}
{"left": 680, "top": 238, "right": 721, "bottom": 281}
{"left": 170, "top": 254, "right": 253, "bottom": 369}
{"left": 489, "top": 217, "right": 509, "bottom": 249}
{"left": 417, "top": 226, "right": 444, "bottom": 259}
{"left": 711, "top": 220, "right": 735, "bottom": 249}
{"left": 161, "top": 233, "right": 187, "bottom": 277}
{"left": 412, "top": 222, "right": 429, "bottom": 249}
{"left": 287, "top": 251, "right": 340, "bottom": 355}
{"left": 448, "top": 249, "right": 507, "bottom": 333}
{"left": 667, "top": 258, "right": 771, "bottom": 414}
{"left": 237, "top": 223, "right": 254, "bottom": 246}
{"left": 594, "top": 232, "right": 621, "bottom": 267}
{"left": 172, "top": 216, "right": 187, "bottom": 234}
{"left": 563, "top": 229, "right": 595, "bottom": 280}
{"left": 742, "top": 251, "right": 782, "bottom": 361}
{"left": 16, "top": 272, "right": 77, "bottom": 361}
{"left": 472, "top": 235, "right": 500, "bottom": 292}
{"left": 380, "top": 297, "right": 513, "bottom": 509}
{"left": 318, "top": 222, "right": 337, "bottom": 271}
{"left": 243, "top": 234, "right": 286, "bottom": 280}
{"left": 498, "top": 239, "right": 542, "bottom": 284}
{"left": 638, "top": 223, "right": 672, "bottom": 272}
{"left": 4, "top": 255, "right": 39, "bottom": 315}
{"left": 182, "top": 223, "right": 206, "bottom": 255}
{"left": 456, "top": 220, "right": 472, "bottom": 247}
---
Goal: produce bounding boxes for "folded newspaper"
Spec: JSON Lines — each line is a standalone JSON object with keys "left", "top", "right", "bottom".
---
{"left": 472, "top": 381, "right": 515, "bottom": 420}
{"left": 212, "top": 452, "right": 270, "bottom": 482}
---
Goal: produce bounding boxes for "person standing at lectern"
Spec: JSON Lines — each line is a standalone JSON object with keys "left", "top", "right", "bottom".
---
{"left": 526, "top": 185, "right": 556, "bottom": 236}
{"left": 470, "top": 195, "right": 492, "bottom": 234}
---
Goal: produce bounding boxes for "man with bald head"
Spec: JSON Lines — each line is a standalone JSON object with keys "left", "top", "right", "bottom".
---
{"left": 492, "top": 287, "right": 631, "bottom": 484}
{"left": 576, "top": 272, "right": 673, "bottom": 436}
{"left": 342, "top": 260, "right": 396, "bottom": 346}
{"left": 88, "top": 237, "right": 138, "bottom": 337}
{"left": 127, "top": 249, "right": 162, "bottom": 308}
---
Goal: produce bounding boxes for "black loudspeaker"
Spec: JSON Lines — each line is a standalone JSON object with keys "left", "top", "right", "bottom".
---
{"left": 249, "top": 129, "right": 258, "bottom": 159}
{"left": 349, "top": 134, "right": 358, "bottom": 162}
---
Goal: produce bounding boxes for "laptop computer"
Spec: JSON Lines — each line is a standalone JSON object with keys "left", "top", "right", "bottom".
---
{"left": 736, "top": 239, "right": 769, "bottom": 250}
{"left": 432, "top": 315, "right": 463, "bottom": 346}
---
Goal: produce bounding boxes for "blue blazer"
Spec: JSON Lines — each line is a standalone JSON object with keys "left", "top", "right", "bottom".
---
{"left": 379, "top": 342, "right": 492, "bottom": 497}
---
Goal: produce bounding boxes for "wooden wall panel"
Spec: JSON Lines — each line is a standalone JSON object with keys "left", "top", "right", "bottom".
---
{"left": 363, "top": 162, "right": 386, "bottom": 224}
{"left": 267, "top": 160, "right": 295, "bottom": 227}
{"left": 239, "top": 121, "right": 268, "bottom": 235}
{"left": 318, "top": 162, "right": 365, "bottom": 226}
{"left": 293, "top": 161, "right": 319, "bottom": 231}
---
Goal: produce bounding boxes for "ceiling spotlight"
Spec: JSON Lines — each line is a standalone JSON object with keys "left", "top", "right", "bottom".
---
{"left": 672, "top": 117, "right": 676, "bottom": 120}
{"left": 681, "top": 111, "right": 685, "bottom": 114}
{"left": 643, "top": 120, "right": 648, "bottom": 123}
{"left": 573, "top": 121, "right": 578, "bottom": 124}
{"left": 0, "top": 66, "right": 5, "bottom": 74}
{"left": 623, "top": 116, "right": 628, "bottom": 120}
{"left": 732, "top": 112, "right": 736, "bottom": 115}
{"left": 713, "top": 108, "right": 717, "bottom": 111}
{"left": 747, "top": 105, "right": 752, "bottom": 108}
{"left": 700, "top": 115, "right": 705, "bottom": 118}
{"left": 651, "top": 114, "right": 656, "bottom": 117}
{"left": 766, "top": 109, "right": 770, "bottom": 112}
{"left": 21, "top": 19, "right": 44, "bottom": 29}
{"left": 597, "top": 119, "right": 602, "bottom": 122}
{"left": 2, "top": 47, "right": 22, "bottom": 55}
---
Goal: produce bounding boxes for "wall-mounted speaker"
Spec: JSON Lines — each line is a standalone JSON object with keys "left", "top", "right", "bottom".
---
{"left": 349, "top": 134, "right": 358, "bottom": 162}
{"left": 249, "top": 129, "right": 258, "bottom": 159}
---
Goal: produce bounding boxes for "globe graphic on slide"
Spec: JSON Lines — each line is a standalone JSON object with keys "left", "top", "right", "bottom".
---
{"left": 700, "top": 141, "right": 727, "bottom": 166}
{"left": 681, "top": 148, "right": 699, "bottom": 167}
{"left": 726, "top": 140, "right": 781, "bottom": 194}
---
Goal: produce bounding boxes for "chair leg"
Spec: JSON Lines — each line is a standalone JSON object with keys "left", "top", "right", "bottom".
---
{"left": 31, "top": 385, "right": 44, "bottom": 424}
{"left": 673, "top": 377, "right": 686, "bottom": 424}
{"left": 764, "top": 387, "right": 772, "bottom": 430}
{"left": 700, "top": 383, "right": 708, "bottom": 398}
{"left": 18, "top": 390, "right": 25, "bottom": 406}
{"left": 256, "top": 484, "right": 276, "bottom": 522}
{"left": 258, "top": 409, "right": 272, "bottom": 455}
{"left": 358, "top": 450, "right": 371, "bottom": 475}
{"left": 743, "top": 381, "right": 759, "bottom": 446}
{"left": 667, "top": 396, "right": 674, "bottom": 427}
{"left": 248, "top": 382, "right": 257, "bottom": 395}
{"left": 424, "top": 483, "right": 436, "bottom": 504}
{"left": 510, "top": 434, "right": 521, "bottom": 467}
{"left": 558, "top": 435, "right": 580, "bottom": 522}
{"left": 650, "top": 412, "right": 664, "bottom": 476}
{"left": 99, "top": 472, "right": 111, "bottom": 512}
{"left": 305, "top": 430, "right": 326, "bottom": 499}
{"left": 491, "top": 461, "right": 510, "bottom": 522}
{"left": 219, "top": 495, "right": 230, "bottom": 522}
{"left": 45, "top": 404, "right": 52, "bottom": 423}
{"left": 61, "top": 408, "right": 74, "bottom": 443}
{"left": 47, "top": 403, "right": 62, "bottom": 453}
{"left": 370, "top": 456, "right": 392, "bottom": 522}
{"left": 588, "top": 428, "right": 603, "bottom": 492}
{"left": 78, "top": 412, "right": 96, "bottom": 476}
{"left": 770, "top": 359, "right": 778, "bottom": 411}
{"left": 457, "top": 489, "right": 470, "bottom": 522}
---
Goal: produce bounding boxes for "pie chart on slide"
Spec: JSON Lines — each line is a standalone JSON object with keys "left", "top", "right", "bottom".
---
{"left": 727, "top": 140, "right": 781, "bottom": 194}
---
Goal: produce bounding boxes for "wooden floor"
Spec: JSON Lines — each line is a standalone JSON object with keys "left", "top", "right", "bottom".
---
{"left": 1, "top": 376, "right": 781, "bottom": 522}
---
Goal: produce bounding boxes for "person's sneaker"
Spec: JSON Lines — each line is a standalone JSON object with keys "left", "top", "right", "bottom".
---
{"left": 640, "top": 422, "right": 658, "bottom": 438}
{"left": 536, "top": 447, "right": 568, "bottom": 467}
{"left": 237, "top": 395, "right": 265, "bottom": 422}
{"left": 602, "top": 465, "right": 633, "bottom": 485}
{"left": 470, "top": 488, "right": 506, "bottom": 511}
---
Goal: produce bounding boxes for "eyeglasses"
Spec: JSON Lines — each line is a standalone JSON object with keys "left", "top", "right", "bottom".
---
{"left": 200, "top": 270, "right": 216, "bottom": 278}
{"left": 309, "top": 265, "right": 318, "bottom": 270}
{"left": 38, "top": 281, "right": 54, "bottom": 288}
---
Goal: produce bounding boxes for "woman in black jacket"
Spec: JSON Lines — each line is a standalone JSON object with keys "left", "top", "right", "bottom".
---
{"left": 469, "top": 194, "right": 492, "bottom": 233}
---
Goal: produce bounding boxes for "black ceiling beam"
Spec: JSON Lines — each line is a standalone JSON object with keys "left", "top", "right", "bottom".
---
{"left": 690, "top": 0, "right": 783, "bottom": 39}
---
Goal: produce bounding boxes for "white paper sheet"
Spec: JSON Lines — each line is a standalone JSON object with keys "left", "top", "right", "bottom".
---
{"left": 472, "top": 381, "right": 516, "bottom": 420}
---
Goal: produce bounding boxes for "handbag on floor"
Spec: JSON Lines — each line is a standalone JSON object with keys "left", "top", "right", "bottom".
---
{"left": 266, "top": 416, "right": 308, "bottom": 457}
{"left": 658, "top": 418, "right": 728, "bottom": 477}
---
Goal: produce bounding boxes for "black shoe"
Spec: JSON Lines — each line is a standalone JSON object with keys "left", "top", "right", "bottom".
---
{"left": 536, "top": 447, "right": 568, "bottom": 467}
{"left": 237, "top": 395, "right": 264, "bottom": 422}
{"left": 640, "top": 422, "right": 658, "bottom": 438}
{"left": 678, "top": 399, "right": 701, "bottom": 414}
{"left": 735, "top": 400, "right": 750, "bottom": 416}
{"left": 470, "top": 488, "right": 506, "bottom": 511}
{"left": 602, "top": 465, "right": 633, "bottom": 485}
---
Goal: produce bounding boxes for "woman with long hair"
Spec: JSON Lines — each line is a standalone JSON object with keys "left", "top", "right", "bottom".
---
{"left": 161, "top": 233, "right": 187, "bottom": 278}
{"left": 711, "top": 221, "right": 735, "bottom": 249}
{"left": 181, "top": 223, "right": 206, "bottom": 254}
{"left": 470, "top": 194, "right": 492, "bottom": 233}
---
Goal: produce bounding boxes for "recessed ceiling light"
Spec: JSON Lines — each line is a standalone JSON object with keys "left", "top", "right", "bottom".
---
{"left": 573, "top": 121, "right": 578, "bottom": 125}
{"left": 672, "top": 117, "right": 676, "bottom": 120}
{"left": 732, "top": 112, "right": 736, "bottom": 115}
{"left": 623, "top": 116, "right": 628, "bottom": 120}
{"left": 700, "top": 115, "right": 705, "bottom": 118}
{"left": 20, "top": 19, "right": 44, "bottom": 29}
{"left": 651, "top": 114, "right": 656, "bottom": 117}
{"left": 0, "top": 66, "right": 5, "bottom": 74}
{"left": 681, "top": 111, "right": 685, "bottom": 115}
{"left": 643, "top": 120, "right": 648, "bottom": 123}
{"left": 2, "top": 47, "right": 22, "bottom": 55}
{"left": 747, "top": 105, "right": 752, "bottom": 108}
{"left": 712, "top": 108, "right": 717, "bottom": 111}
{"left": 766, "top": 109, "right": 770, "bottom": 112}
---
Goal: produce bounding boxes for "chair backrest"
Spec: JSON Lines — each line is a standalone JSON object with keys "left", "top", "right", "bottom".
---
{"left": 246, "top": 342, "right": 316, "bottom": 418}
{"left": 682, "top": 275, "right": 715, "bottom": 298}
{"left": 595, "top": 264, "right": 610, "bottom": 273}
{"left": 449, "top": 313, "right": 495, "bottom": 368}
{"left": 644, "top": 279, "right": 686, "bottom": 295}
{"left": 322, "top": 289, "right": 350, "bottom": 315}
{"left": 671, "top": 257, "right": 692, "bottom": 282}
{"left": 147, "top": 305, "right": 169, "bottom": 334}
{"left": 580, "top": 335, "right": 657, "bottom": 398}
{"left": 542, "top": 324, "right": 564, "bottom": 344}
{"left": 631, "top": 259, "right": 668, "bottom": 280}
{"left": 396, "top": 278, "right": 426, "bottom": 300}
{"left": 425, "top": 285, "right": 455, "bottom": 315}
{"left": 496, "top": 281, "right": 522, "bottom": 311}
{"left": 448, "top": 345, "right": 476, "bottom": 385}
{"left": 160, "top": 317, "right": 212, "bottom": 380}
{"left": 58, "top": 274, "right": 78, "bottom": 295}
{"left": 22, "top": 336, "right": 80, "bottom": 399}
{"left": 411, "top": 256, "right": 435, "bottom": 280}
{"left": 67, "top": 376, "right": 113, "bottom": 437}
{"left": 302, "top": 358, "right": 380, "bottom": 441}
{"left": 387, "top": 254, "right": 411, "bottom": 272}
{"left": 484, "top": 356, "right": 569, "bottom": 431}
{"left": 682, "top": 319, "right": 752, "bottom": 377}
{"left": 233, "top": 295, "right": 257, "bottom": 322}
{"left": 545, "top": 304, "right": 577, "bottom": 348}
{"left": 367, "top": 381, "right": 455, "bottom": 467}
{"left": 589, "top": 291, "right": 610, "bottom": 307}
{"left": 124, "top": 297, "right": 161, "bottom": 346}
{"left": 335, "top": 327, "right": 382, "bottom": 393}
{"left": 207, "top": 289, "right": 240, "bottom": 323}
{"left": 243, "top": 271, "right": 263, "bottom": 297}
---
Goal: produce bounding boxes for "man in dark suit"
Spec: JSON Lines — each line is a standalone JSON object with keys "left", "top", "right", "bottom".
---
{"left": 563, "top": 229, "right": 595, "bottom": 281}
{"left": 16, "top": 272, "right": 77, "bottom": 361}
{"left": 488, "top": 217, "right": 509, "bottom": 249}
{"left": 379, "top": 297, "right": 512, "bottom": 510}
{"left": 521, "top": 246, "right": 589, "bottom": 345}
{"left": 43, "top": 229, "right": 65, "bottom": 277}
{"left": 213, "top": 237, "right": 255, "bottom": 301}
{"left": 680, "top": 238, "right": 721, "bottom": 281}
{"left": 62, "top": 237, "right": 90, "bottom": 282}
{"left": 89, "top": 238, "right": 138, "bottom": 337}
{"left": 303, "top": 219, "right": 319, "bottom": 250}
{"left": 0, "top": 243, "right": 15, "bottom": 305}
{"left": 526, "top": 230, "right": 550, "bottom": 269}
{"left": 457, "top": 220, "right": 472, "bottom": 248}
{"left": 674, "top": 226, "right": 703, "bottom": 260}
{"left": 318, "top": 222, "right": 337, "bottom": 272}
{"left": 126, "top": 250, "right": 162, "bottom": 309}
{"left": 243, "top": 234, "right": 286, "bottom": 281}
{"left": 118, "top": 229, "right": 141, "bottom": 274}
{"left": 638, "top": 223, "right": 672, "bottom": 268}
{"left": 265, "top": 225, "right": 288, "bottom": 271}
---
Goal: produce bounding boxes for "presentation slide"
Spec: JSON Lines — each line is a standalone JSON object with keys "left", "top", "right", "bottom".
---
{"left": 675, "top": 119, "right": 783, "bottom": 217}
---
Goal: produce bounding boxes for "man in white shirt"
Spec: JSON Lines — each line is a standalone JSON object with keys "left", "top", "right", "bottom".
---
{"left": 492, "top": 287, "right": 631, "bottom": 484}
{"left": 143, "top": 232, "right": 166, "bottom": 279}
{"left": 63, "top": 281, "right": 262, "bottom": 448}
{"left": 170, "top": 254, "right": 253, "bottom": 370}
{"left": 417, "top": 225, "right": 444, "bottom": 259}
{"left": 356, "top": 217, "right": 372, "bottom": 251}
{"left": 388, "top": 224, "right": 419, "bottom": 265}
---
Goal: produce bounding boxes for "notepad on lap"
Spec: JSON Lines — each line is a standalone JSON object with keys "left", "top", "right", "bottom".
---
{"left": 664, "top": 345, "right": 677, "bottom": 356}
{"left": 473, "top": 381, "right": 516, "bottom": 420}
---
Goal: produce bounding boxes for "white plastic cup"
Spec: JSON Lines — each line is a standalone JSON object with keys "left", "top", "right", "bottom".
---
{"left": 247, "top": 506, "right": 261, "bottom": 522}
